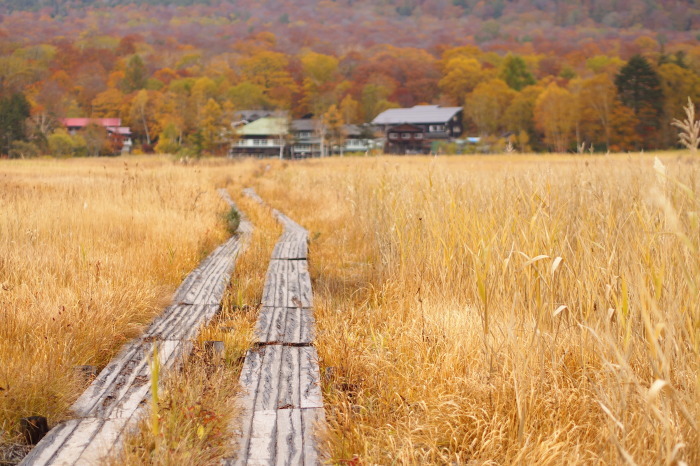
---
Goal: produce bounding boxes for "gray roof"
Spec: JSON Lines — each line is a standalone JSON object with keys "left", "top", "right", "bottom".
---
{"left": 234, "top": 110, "right": 280, "bottom": 122}
{"left": 344, "top": 124, "right": 362, "bottom": 136}
{"left": 291, "top": 119, "right": 318, "bottom": 132}
{"left": 372, "top": 105, "right": 462, "bottom": 125}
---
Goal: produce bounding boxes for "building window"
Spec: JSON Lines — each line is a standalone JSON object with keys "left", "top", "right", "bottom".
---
{"left": 429, "top": 125, "right": 445, "bottom": 132}
{"left": 401, "top": 133, "right": 411, "bottom": 139}
{"left": 389, "top": 133, "right": 398, "bottom": 140}
{"left": 415, "top": 133, "right": 423, "bottom": 139}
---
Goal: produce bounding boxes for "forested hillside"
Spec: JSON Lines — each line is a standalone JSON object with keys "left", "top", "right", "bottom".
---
{"left": 3, "top": 0, "right": 700, "bottom": 33}
{"left": 0, "top": 0, "right": 699, "bottom": 156}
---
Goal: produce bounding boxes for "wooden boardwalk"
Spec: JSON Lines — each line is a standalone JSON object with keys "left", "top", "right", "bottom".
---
{"left": 224, "top": 188, "right": 326, "bottom": 466}
{"left": 20, "top": 190, "right": 251, "bottom": 466}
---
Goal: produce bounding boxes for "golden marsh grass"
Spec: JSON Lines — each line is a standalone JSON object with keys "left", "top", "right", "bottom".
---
{"left": 252, "top": 154, "right": 699, "bottom": 464}
{"left": 0, "top": 156, "right": 255, "bottom": 450}
{"left": 1, "top": 154, "right": 699, "bottom": 465}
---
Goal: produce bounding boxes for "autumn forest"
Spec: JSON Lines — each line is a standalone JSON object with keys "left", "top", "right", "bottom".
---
{"left": 1, "top": 0, "right": 700, "bottom": 156}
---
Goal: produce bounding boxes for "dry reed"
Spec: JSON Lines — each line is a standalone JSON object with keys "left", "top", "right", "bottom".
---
{"left": 0, "top": 156, "right": 252, "bottom": 457}
{"left": 250, "top": 154, "right": 699, "bottom": 465}
{"left": 2, "top": 153, "right": 699, "bottom": 466}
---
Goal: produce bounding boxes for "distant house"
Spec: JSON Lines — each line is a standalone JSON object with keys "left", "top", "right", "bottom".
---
{"left": 290, "top": 118, "right": 322, "bottom": 158}
{"left": 60, "top": 118, "right": 133, "bottom": 154}
{"left": 372, "top": 105, "right": 463, "bottom": 154}
{"left": 230, "top": 117, "right": 288, "bottom": 157}
{"left": 343, "top": 124, "right": 378, "bottom": 153}
{"left": 231, "top": 115, "right": 381, "bottom": 158}
{"left": 232, "top": 110, "right": 277, "bottom": 128}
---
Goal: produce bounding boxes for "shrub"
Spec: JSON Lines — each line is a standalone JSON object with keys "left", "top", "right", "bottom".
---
{"left": 8, "top": 140, "right": 40, "bottom": 159}
{"left": 48, "top": 130, "right": 76, "bottom": 157}
{"left": 224, "top": 207, "right": 240, "bottom": 235}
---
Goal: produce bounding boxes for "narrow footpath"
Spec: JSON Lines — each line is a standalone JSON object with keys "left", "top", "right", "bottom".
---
{"left": 224, "top": 188, "right": 326, "bottom": 466}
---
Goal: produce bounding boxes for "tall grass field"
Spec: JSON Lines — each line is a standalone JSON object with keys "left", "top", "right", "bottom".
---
{"left": 1, "top": 153, "right": 698, "bottom": 465}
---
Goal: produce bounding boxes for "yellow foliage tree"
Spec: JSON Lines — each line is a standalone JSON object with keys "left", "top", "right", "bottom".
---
{"left": 339, "top": 94, "right": 360, "bottom": 125}
{"left": 322, "top": 104, "right": 345, "bottom": 155}
{"left": 534, "top": 83, "right": 577, "bottom": 152}
{"left": 439, "top": 57, "right": 484, "bottom": 105}
{"left": 200, "top": 98, "right": 223, "bottom": 153}
{"left": 466, "top": 78, "right": 516, "bottom": 135}
{"left": 577, "top": 74, "right": 618, "bottom": 150}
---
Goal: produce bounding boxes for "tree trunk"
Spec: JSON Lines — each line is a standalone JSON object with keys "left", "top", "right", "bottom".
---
{"left": 140, "top": 107, "right": 150, "bottom": 145}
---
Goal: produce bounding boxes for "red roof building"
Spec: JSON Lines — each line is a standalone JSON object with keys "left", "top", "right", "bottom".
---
{"left": 59, "top": 118, "right": 133, "bottom": 154}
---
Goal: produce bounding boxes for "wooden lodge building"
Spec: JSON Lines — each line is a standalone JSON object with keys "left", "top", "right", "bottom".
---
{"left": 230, "top": 115, "right": 378, "bottom": 158}
{"left": 372, "top": 105, "right": 463, "bottom": 154}
{"left": 230, "top": 117, "right": 288, "bottom": 157}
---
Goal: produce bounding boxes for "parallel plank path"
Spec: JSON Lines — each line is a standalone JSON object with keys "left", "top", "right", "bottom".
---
{"left": 224, "top": 188, "right": 326, "bottom": 466}
{"left": 21, "top": 189, "right": 251, "bottom": 465}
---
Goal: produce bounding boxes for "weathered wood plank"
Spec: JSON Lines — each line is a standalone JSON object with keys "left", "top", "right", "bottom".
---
{"left": 254, "top": 307, "right": 316, "bottom": 345}
{"left": 74, "top": 417, "right": 131, "bottom": 465}
{"left": 242, "top": 188, "right": 265, "bottom": 205}
{"left": 144, "top": 304, "right": 220, "bottom": 341}
{"left": 21, "top": 190, "right": 251, "bottom": 466}
{"left": 262, "top": 273, "right": 312, "bottom": 309}
{"left": 18, "top": 420, "right": 79, "bottom": 465}
{"left": 236, "top": 346, "right": 323, "bottom": 413}
{"left": 233, "top": 348, "right": 263, "bottom": 466}
{"left": 226, "top": 408, "right": 325, "bottom": 466}
{"left": 266, "top": 260, "right": 308, "bottom": 276}
{"left": 18, "top": 417, "right": 134, "bottom": 466}
{"left": 175, "top": 237, "right": 243, "bottom": 305}
{"left": 230, "top": 189, "right": 324, "bottom": 465}
{"left": 299, "top": 347, "right": 323, "bottom": 409}
{"left": 271, "top": 242, "right": 307, "bottom": 260}
{"left": 276, "top": 408, "right": 303, "bottom": 466}
{"left": 71, "top": 339, "right": 188, "bottom": 419}
{"left": 254, "top": 345, "right": 283, "bottom": 412}
{"left": 301, "top": 408, "right": 327, "bottom": 465}
{"left": 247, "top": 410, "right": 277, "bottom": 465}
{"left": 279, "top": 231, "right": 308, "bottom": 245}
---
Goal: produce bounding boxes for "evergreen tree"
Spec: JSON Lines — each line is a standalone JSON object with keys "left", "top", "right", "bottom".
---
{"left": 0, "top": 92, "right": 30, "bottom": 155}
{"left": 123, "top": 54, "right": 147, "bottom": 92}
{"left": 615, "top": 55, "right": 664, "bottom": 148}
{"left": 500, "top": 54, "right": 535, "bottom": 91}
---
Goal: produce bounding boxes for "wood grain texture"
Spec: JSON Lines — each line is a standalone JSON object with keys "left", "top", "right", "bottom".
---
{"left": 271, "top": 241, "right": 308, "bottom": 260}
{"left": 19, "top": 417, "right": 133, "bottom": 466}
{"left": 21, "top": 190, "right": 251, "bottom": 466}
{"left": 145, "top": 304, "right": 220, "bottom": 341}
{"left": 71, "top": 339, "right": 189, "bottom": 419}
{"left": 225, "top": 408, "right": 325, "bottom": 466}
{"left": 173, "top": 236, "right": 243, "bottom": 305}
{"left": 229, "top": 189, "right": 325, "bottom": 465}
{"left": 261, "top": 272, "right": 312, "bottom": 309}
{"left": 229, "top": 343, "right": 324, "bottom": 464}
{"left": 255, "top": 307, "right": 315, "bottom": 345}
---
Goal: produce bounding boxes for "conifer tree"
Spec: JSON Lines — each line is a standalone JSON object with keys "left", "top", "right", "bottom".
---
{"left": 615, "top": 55, "right": 664, "bottom": 148}
{"left": 0, "top": 92, "right": 30, "bottom": 155}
